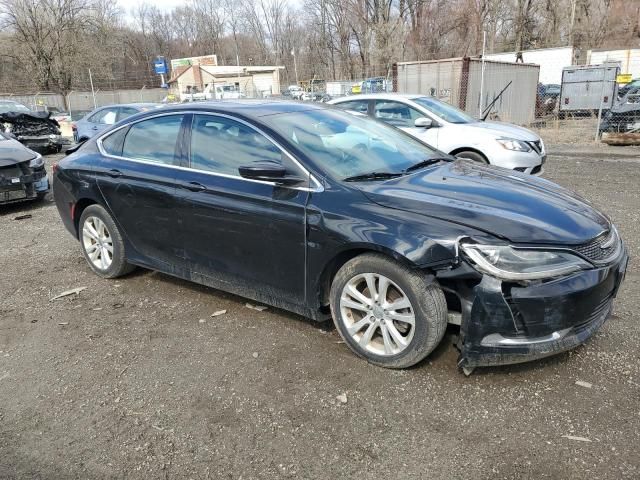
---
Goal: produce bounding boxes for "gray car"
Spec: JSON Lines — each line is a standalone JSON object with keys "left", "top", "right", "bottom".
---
{"left": 73, "top": 103, "right": 159, "bottom": 142}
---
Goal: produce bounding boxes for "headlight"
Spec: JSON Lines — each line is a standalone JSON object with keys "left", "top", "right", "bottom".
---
{"left": 461, "top": 244, "right": 591, "bottom": 280}
{"left": 29, "top": 153, "right": 44, "bottom": 169}
{"left": 497, "top": 138, "right": 531, "bottom": 152}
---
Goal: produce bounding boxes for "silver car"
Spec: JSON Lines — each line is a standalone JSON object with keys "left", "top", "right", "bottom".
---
{"left": 73, "top": 103, "right": 159, "bottom": 142}
{"left": 329, "top": 93, "right": 545, "bottom": 175}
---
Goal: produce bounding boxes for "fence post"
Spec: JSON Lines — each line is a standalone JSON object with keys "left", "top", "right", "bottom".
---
{"left": 594, "top": 67, "right": 607, "bottom": 143}
{"left": 479, "top": 31, "right": 486, "bottom": 117}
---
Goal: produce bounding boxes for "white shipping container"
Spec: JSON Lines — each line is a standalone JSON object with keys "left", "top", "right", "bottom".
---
{"left": 587, "top": 49, "right": 640, "bottom": 78}
{"left": 485, "top": 46, "right": 574, "bottom": 85}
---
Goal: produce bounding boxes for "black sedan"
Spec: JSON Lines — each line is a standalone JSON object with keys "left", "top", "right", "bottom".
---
{"left": 52, "top": 101, "right": 628, "bottom": 371}
{"left": 0, "top": 131, "right": 49, "bottom": 204}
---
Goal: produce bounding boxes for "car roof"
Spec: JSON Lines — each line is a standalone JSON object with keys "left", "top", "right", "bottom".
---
{"left": 331, "top": 93, "right": 425, "bottom": 101}
{"left": 93, "top": 103, "right": 158, "bottom": 109}
{"left": 139, "top": 100, "right": 327, "bottom": 119}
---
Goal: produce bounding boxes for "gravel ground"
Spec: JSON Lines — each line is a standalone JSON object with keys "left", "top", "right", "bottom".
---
{"left": 0, "top": 150, "right": 638, "bottom": 479}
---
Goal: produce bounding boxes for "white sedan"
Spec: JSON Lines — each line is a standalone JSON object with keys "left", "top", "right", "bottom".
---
{"left": 328, "top": 93, "right": 545, "bottom": 175}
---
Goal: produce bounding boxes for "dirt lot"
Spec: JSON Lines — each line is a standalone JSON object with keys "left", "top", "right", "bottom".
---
{"left": 1, "top": 149, "right": 639, "bottom": 479}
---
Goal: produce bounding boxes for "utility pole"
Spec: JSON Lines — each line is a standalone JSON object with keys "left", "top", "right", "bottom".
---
{"left": 479, "top": 31, "right": 487, "bottom": 118}
{"left": 292, "top": 49, "right": 299, "bottom": 85}
{"left": 88, "top": 69, "right": 97, "bottom": 109}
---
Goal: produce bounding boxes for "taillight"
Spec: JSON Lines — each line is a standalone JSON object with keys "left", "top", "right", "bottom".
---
{"left": 52, "top": 163, "right": 59, "bottom": 174}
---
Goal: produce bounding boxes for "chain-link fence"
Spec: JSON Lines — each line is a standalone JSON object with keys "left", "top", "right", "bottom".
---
{"left": 2, "top": 48, "right": 639, "bottom": 146}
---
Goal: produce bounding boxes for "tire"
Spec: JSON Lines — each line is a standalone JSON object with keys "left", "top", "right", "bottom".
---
{"left": 329, "top": 253, "right": 447, "bottom": 369}
{"left": 78, "top": 204, "right": 135, "bottom": 278}
{"left": 454, "top": 150, "right": 488, "bottom": 164}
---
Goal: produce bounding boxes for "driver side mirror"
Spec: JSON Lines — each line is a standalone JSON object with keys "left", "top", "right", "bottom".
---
{"left": 414, "top": 117, "right": 433, "bottom": 128}
{"left": 238, "top": 161, "right": 305, "bottom": 186}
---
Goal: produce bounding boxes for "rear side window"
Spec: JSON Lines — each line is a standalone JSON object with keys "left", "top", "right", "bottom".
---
{"left": 121, "top": 115, "right": 184, "bottom": 164}
{"left": 374, "top": 100, "right": 423, "bottom": 127}
{"left": 334, "top": 100, "right": 369, "bottom": 114}
{"left": 101, "top": 127, "right": 128, "bottom": 156}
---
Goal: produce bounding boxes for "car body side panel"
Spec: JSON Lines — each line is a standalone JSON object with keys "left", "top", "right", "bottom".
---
{"left": 304, "top": 184, "right": 495, "bottom": 313}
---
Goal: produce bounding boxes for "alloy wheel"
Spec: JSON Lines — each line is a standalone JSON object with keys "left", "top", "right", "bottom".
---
{"left": 82, "top": 216, "right": 114, "bottom": 270}
{"left": 339, "top": 273, "right": 416, "bottom": 356}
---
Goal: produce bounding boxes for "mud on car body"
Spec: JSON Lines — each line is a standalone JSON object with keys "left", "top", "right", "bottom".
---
{"left": 0, "top": 131, "right": 50, "bottom": 203}
{"left": 52, "top": 102, "right": 627, "bottom": 372}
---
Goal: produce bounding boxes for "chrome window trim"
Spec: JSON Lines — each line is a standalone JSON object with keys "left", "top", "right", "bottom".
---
{"left": 96, "top": 110, "right": 324, "bottom": 193}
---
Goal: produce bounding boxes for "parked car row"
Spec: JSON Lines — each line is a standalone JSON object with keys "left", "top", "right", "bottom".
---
{"left": 52, "top": 99, "right": 626, "bottom": 373}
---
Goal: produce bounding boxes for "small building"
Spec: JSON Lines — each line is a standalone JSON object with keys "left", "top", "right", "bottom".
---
{"left": 168, "top": 64, "right": 284, "bottom": 101}
{"left": 393, "top": 57, "right": 540, "bottom": 125}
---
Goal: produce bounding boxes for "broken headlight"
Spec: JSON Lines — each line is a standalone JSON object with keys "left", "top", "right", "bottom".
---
{"left": 29, "top": 154, "right": 44, "bottom": 169}
{"left": 461, "top": 244, "right": 591, "bottom": 281}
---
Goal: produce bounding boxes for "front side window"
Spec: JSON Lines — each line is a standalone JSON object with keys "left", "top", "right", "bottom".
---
{"left": 121, "top": 114, "right": 184, "bottom": 164}
{"left": 117, "top": 107, "right": 140, "bottom": 121}
{"left": 268, "top": 108, "right": 439, "bottom": 179}
{"left": 334, "top": 100, "right": 369, "bottom": 114}
{"left": 412, "top": 97, "right": 475, "bottom": 124}
{"left": 89, "top": 108, "right": 118, "bottom": 125}
{"left": 374, "top": 100, "right": 423, "bottom": 128}
{"left": 189, "top": 114, "right": 296, "bottom": 177}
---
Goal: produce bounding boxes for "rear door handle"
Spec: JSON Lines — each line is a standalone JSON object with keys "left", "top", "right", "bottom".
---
{"left": 181, "top": 181, "right": 207, "bottom": 192}
{"left": 107, "top": 169, "right": 122, "bottom": 178}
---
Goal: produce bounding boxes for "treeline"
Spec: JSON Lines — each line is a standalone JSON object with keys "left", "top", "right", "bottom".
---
{"left": 0, "top": 0, "right": 637, "bottom": 95}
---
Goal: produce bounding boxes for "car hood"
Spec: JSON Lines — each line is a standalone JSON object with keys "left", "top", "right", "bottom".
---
{"left": 464, "top": 121, "right": 539, "bottom": 141}
{"left": 0, "top": 138, "right": 37, "bottom": 167}
{"left": 356, "top": 160, "right": 609, "bottom": 245}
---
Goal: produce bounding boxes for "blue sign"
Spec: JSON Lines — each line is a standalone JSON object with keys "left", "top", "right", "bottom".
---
{"left": 153, "top": 57, "right": 167, "bottom": 75}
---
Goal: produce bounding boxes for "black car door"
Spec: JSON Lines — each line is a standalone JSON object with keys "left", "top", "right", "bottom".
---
{"left": 175, "top": 113, "right": 311, "bottom": 305}
{"left": 95, "top": 113, "right": 188, "bottom": 270}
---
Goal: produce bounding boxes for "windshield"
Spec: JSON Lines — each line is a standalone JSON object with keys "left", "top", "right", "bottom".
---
{"left": 0, "top": 102, "right": 31, "bottom": 114}
{"left": 268, "top": 108, "right": 441, "bottom": 179}
{"left": 412, "top": 97, "right": 475, "bottom": 124}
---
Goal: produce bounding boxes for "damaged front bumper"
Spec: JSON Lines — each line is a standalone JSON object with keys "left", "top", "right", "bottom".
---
{"left": 454, "top": 247, "right": 628, "bottom": 369}
{"left": 0, "top": 165, "right": 49, "bottom": 203}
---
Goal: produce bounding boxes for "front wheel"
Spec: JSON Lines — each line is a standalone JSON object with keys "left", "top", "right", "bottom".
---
{"left": 454, "top": 150, "right": 488, "bottom": 164}
{"left": 79, "top": 204, "right": 135, "bottom": 278}
{"left": 329, "top": 253, "right": 447, "bottom": 369}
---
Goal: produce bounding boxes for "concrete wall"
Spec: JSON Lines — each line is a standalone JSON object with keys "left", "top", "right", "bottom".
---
{"left": 0, "top": 89, "right": 168, "bottom": 113}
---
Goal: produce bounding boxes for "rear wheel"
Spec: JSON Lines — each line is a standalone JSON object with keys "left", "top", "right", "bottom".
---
{"left": 454, "top": 150, "right": 488, "bottom": 164}
{"left": 79, "top": 204, "right": 134, "bottom": 278}
{"left": 330, "top": 253, "right": 447, "bottom": 369}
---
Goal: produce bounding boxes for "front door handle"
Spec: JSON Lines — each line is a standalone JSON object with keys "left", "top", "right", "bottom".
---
{"left": 92, "top": 126, "right": 99, "bottom": 130}
{"left": 181, "top": 181, "right": 207, "bottom": 192}
{"left": 107, "top": 169, "right": 122, "bottom": 178}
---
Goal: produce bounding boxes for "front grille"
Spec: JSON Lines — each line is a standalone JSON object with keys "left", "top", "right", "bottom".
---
{"left": 527, "top": 140, "right": 542, "bottom": 154}
{"left": 573, "top": 229, "right": 620, "bottom": 263}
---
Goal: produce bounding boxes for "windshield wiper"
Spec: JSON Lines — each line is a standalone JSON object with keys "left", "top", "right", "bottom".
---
{"left": 343, "top": 171, "right": 404, "bottom": 182}
{"left": 403, "top": 157, "right": 451, "bottom": 173}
